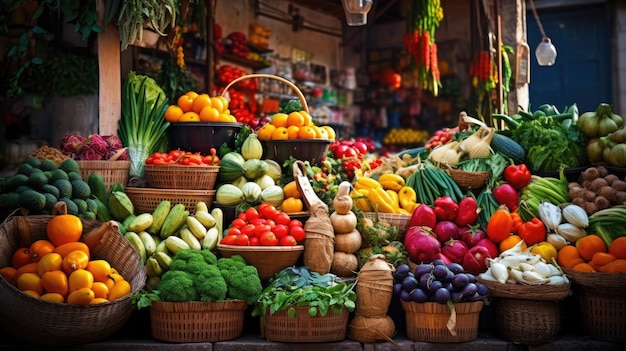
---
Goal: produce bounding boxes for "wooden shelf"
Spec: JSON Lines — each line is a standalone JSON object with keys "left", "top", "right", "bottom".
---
{"left": 218, "top": 53, "right": 270, "bottom": 70}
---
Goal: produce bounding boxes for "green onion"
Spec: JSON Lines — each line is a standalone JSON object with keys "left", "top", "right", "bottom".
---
{"left": 588, "top": 204, "right": 626, "bottom": 247}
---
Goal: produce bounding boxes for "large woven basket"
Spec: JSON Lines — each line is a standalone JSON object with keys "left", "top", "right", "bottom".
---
{"left": 563, "top": 268, "right": 626, "bottom": 343}
{"left": 0, "top": 211, "right": 146, "bottom": 346}
{"left": 401, "top": 300, "right": 483, "bottom": 343}
{"left": 76, "top": 160, "right": 131, "bottom": 191}
{"left": 447, "top": 168, "right": 490, "bottom": 189}
{"left": 260, "top": 305, "right": 349, "bottom": 342}
{"left": 494, "top": 297, "right": 564, "bottom": 344}
{"left": 150, "top": 300, "right": 247, "bottom": 343}
{"left": 144, "top": 164, "right": 219, "bottom": 190}
{"left": 477, "top": 278, "right": 571, "bottom": 300}
{"left": 217, "top": 244, "right": 303, "bottom": 280}
{"left": 125, "top": 187, "right": 216, "bottom": 214}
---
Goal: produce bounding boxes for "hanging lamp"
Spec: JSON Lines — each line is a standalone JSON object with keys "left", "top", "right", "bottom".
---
{"left": 528, "top": 0, "right": 557, "bottom": 66}
{"left": 341, "top": 0, "right": 373, "bottom": 26}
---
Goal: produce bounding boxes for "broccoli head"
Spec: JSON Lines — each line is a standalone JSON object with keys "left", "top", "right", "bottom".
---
{"left": 157, "top": 270, "right": 197, "bottom": 302}
{"left": 217, "top": 255, "right": 263, "bottom": 304}
{"left": 194, "top": 264, "right": 227, "bottom": 302}
{"left": 280, "top": 99, "right": 303, "bottom": 115}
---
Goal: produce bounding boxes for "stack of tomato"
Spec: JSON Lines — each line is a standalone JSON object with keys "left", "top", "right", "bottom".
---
{"left": 0, "top": 214, "right": 131, "bottom": 304}
{"left": 145, "top": 149, "right": 220, "bottom": 166}
{"left": 219, "top": 204, "right": 306, "bottom": 247}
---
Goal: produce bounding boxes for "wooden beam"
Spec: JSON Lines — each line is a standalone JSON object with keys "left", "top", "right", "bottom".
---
{"left": 96, "top": 0, "right": 121, "bottom": 136}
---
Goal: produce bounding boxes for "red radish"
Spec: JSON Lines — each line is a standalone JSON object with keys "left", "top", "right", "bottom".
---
{"left": 433, "top": 220, "right": 460, "bottom": 244}
{"left": 462, "top": 246, "right": 491, "bottom": 275}
{"left": 460, "top": 225, "right": 488, "bottom": 248}
{"left": 404, "top": 226, "right": 441, "bottom": 264}
{"left": 441, "top": 239, "right": 469, "bottom": 264}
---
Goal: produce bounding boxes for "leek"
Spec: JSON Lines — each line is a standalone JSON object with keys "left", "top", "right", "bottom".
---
{"left": 118, "top": 73, "right": 170, "bottom": 178}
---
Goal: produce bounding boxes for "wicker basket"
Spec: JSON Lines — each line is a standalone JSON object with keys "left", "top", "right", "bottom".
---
{"left": 260, "top": 305, "right": 349, "bottom": 342}
{"left": 563, "top": 269, "right": 626, "bottom": 343}
{"left": 401, "top": 300, "right": 483, "bottom": 342}
{"left": 477, "top": 278, "right": 571, "bottom": 300}
{"left": 150, "top": 300, "right": 247, "bottom": 343}
{"left": 217, "top": 244, "right": 303, "bottom": 280}
{"left": 125, "top": 187, "right": 216, "bottom": 214}
{"left": 447, "top": 168, "right": 490, "bottom": 189}
{"left": 494, "top": 297, "right": 564, "bottom": 344}
{"left": 76, "top": 160, "right": 130, "bottom": 191}
{"left": 362, "top": 212, "right": 410, "bottom": 236}
{"left": 144, "top": 164, "right": 219, "bottom": 190}
{"left": 0, "top": 212, "right": 146, "bottom": 346}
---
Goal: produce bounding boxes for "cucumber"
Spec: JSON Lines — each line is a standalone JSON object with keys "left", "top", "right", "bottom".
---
{"left": 128, "top": 213, "right": 154, "bottom": 233}
{"left": 160, "top": 204, "right": 188, "bottom": 239}
{"left": 148, "top": 200, "right": 171, "bottom": 235}
{"left": 491, "top": 132, "right": 526, "bottom": 164}
{"left": 124, "top": 232, "right": 147, "bottom": 264}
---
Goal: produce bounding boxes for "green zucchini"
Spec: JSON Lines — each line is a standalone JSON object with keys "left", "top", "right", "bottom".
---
{"left": 491, "top": 132, "right": 526, "bottom": 164}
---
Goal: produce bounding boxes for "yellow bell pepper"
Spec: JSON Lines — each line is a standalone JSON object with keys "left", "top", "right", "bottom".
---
{"left": 398, "top": 186, "right": 418, "bottom": 212}
{"left": 379, "top": 174, "right": 405, "bottom": 192}
{"left": 355, "top": 176, "right": 382, "bottom": 190}
{"left": 351, "top": 189, "right": 373, "bottom": 212}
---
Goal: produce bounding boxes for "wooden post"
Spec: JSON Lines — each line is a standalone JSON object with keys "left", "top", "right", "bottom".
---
{"left": 95, "top": 0, "right": 121, "bottom": 136}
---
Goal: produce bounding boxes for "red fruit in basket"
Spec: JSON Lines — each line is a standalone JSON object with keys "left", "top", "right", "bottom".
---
{"left": 254, "top": 224, "right": 272, "bottom": 237}
{"left": 290, "top": 226, "right": 306, "bottom": 243}
{"left": 280, "top": 235, "right": 298, "bottom": 246}
{"left": 289, "top": 219, "right": 303, "bottom": 228}
{"left": 245, "top": 207, "right": 260, "bottom": 221}
{"left": 235, "top": 234, "right": 250, "bottom": 246}
{"left": 241, "top": 224, "right": 256, "bottom": 237}
{"left": 259, "top": 204, "right": 279, "bottom": 219}
{"left": 259, "top": 231, "right": 278, "bottom": 246}
{"left": 249, "top": 236, "right": 260, "bottom": 246}
{"left": 272, "top": 224, "right": 289, "bottom": 239}
{"left": 274, "top": 212, "right": 291, "bottom": 226}
{"left": 231, "top": 218, "right": 246, "bottom": 229}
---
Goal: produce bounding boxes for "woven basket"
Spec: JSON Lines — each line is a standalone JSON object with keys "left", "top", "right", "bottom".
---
{"left": 76, "top": 160, "right": 130, "bottom": 191}
{"left": 562, "top": 268, "right": 626, "bottom": 289}
{"left": 217, "top": 244, "right": 303, "bottom": 280}
{"left": 0, "top": 211, "right": 146, "bottom": 346}
{"left": 125, "top": 187, "right": 216, "bottom": 214}
{"left": 150, "top": 300, "right": 247, "bottom": 343}
{"left": 362, "top": 212, "right": 410, "bottom": 236}
{"left": 494, "top": 297, "right": 564, "bottom": 344}
{"left": 401, "top": 301, "right": 483, "bottom": 343}
{"left": 447, "top": 168, "right": 490, "bottom": 189}
{"left": 144, "top": 164, "right": 219, "bottom": 190}
{"left": 477, "top": 278, "right": 571, "bottom": 300}
{"left": 260, "top": 305, "right": 349, "bottom": 342}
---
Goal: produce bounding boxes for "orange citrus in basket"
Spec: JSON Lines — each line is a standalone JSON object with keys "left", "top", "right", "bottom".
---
{"left": 91, "top": 281, "right": 109, "bottom": 299}
{"left": 17, "top": 272, "right": 43, "bottom": 295}
{"left": 177, "top": 94, "right": 194, "bottom": 112}
{"left": 576, "top": 234, "right": 607, "bottom": 261}
{"left": 210, "top": 97, "right": 225, "bottom": 113}
{"left": 165, "top": 105, "right": 184, "bottom": 122}
{"left": 63, "top": 250, "right": 89, "bottom": 275}
{"left": 67, "top": 287, "right": 94, "bottom": 305}
{"left": 41, "top": 270, "right": 69, "bottom": 296}
{"left": 199, "top": 105, "right": 220, "bottom": 122}
{"left": 322, "top": 126, "right": 336, "bottom": 140}
{"left": 12, "top": 247, "right": 32, "bottom": 268}
{"left": 68, "top": 269, "right": 94, "bottom": 293}
{"left": 108, "top": 279, "right": 131, "bottom": 300}
{"left": 86, "top": 259, "right": 112, "bottom": 282}
{"left": 40, "top": 292, "right": 65, "bottom": 303}
{"left": 53, "top": 242, "right": 90, "bottom": 259}
{"left": 192, "top": 93, "right": 211, "bottom": 113}
{"left": 287, "top": 112, "right": 305, "bottom": 127}
{"left": 216, "top": 96, "right": 229, "bottom": 111}
{"left": 29, "top": 239, "right": 55, "bottom": 263}
{"left": 300, "top": 111, "right": 313, "bottom": 126}
{"left": 271, "top": 113, "right": 288, "bottom": 128}
{"left": 179, "top": 111, "right": 200, "bottom": 122}
{"left": 46, "top": 214, "right": 83, "bottom": 246}
{"left": 271, "top": 127, "right": 289, "bottom": 140}
{"left": 258, "top": 123, "right": 276, "bottom": 140}
{"left": 287, "top": 125, "right": 300, "bottom": 139}
{"left": 297, "top": 125, "right": 316, "bottom": 139}
{"left": 184, "top": 91, "right": 199, "bottom": 99}
{"left": 37, "top": 252, "right": 63, "bottom": 276}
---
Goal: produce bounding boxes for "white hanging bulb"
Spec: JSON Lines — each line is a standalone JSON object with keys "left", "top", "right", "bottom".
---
{"left": 342, "top": 0, "right": 373, "bottom": 26}
{"left": 536, "top": 37, "right": 557, "bottom": 66}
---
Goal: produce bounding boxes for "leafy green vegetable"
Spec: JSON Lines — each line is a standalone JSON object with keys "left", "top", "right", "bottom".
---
{"left": 280, "top": 99, "right": 304, "bottom": 114}
{"left": 511, "top": 115, "right": 587, "bottom": 172}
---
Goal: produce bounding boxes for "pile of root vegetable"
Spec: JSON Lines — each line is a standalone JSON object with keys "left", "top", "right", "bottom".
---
{"left": 568, "top": 166, "right": 626, "bottom": 215}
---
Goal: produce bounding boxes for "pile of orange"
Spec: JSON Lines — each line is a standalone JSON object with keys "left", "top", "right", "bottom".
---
{"left": 165, "top": 91, "right": 237, "bottom": 123}
{"left": 257, "top": 111, "right": 336, "bottom": 141}
{"left": 557, "top": 235, "right": 626, "bottom": 273}
{"left": 0, "top": 214, "right": 131, "bottom": 304}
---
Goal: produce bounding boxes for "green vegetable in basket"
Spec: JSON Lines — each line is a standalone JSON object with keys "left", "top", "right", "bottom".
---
{"left": 118, "top": 72, "right": 170, "bottom": 178}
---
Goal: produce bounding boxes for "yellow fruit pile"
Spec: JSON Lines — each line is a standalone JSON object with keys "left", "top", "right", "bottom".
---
{"left": 257, "top": 111, "right": 336, "bottom": 141}
{"left": 165, "top": 91, "right": 237, "bottom": 123}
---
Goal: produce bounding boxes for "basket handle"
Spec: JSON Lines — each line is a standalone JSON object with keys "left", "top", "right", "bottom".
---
{"left": 220, "top": 74, "right": 309, "bottom": 113}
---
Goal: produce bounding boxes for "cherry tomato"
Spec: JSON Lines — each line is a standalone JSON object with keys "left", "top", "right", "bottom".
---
{"left": 254, "top": 224, "right": 272, "bottom": 237}
{"left": 249, "top": 236, "right": 260, "bottom": 246}
{"left": 230, "top": 218, "right": 246, "bottom": 229}
{"left": 279, "top": 235, "right": 298, "bottom": 246}
{"left": 240, "top": 224, "right": 256, "bottom": 237}
{"left": 290, "top": 226, "right": 306, "bottom": 243}
{"left": 245, "top": 208, "right": 260, "bottom": 222}
{"left": 274, "top": 212, "right": 290, "bottom": 226}
{"left": 235, "top": 234, "right": 250, "bottom": 246}
{"left": 259, "top": 204, "right": 279, "bottom": 219}
{"left": 288, "top": 219, "right": 303, "bottom": 228}
{"left": 259, "top": 231, "right": 278, "bottom": 246}
{"left": 227, "top": 227, "right": 242, "bottom": 237}
{"left": 272, "top": 224, "right": 289, "bottom": 239}
{"left": 249, "top": 218, "right": 266, "bottom": 226}
{"left": 265, "top": 219, "right": 276, "bottom": 228}
{"left": 237, "top": 212, "right": 247, "bottom": 221}
{"left": 220, "top": 235, "right": 237, "bottom": 245}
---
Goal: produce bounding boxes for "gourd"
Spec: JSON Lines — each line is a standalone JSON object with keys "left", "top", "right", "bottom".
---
{"left": 215, "top": 184, "right": 245, "bottom": 206}
{"left": 460, "top": 125, "right": 496, "bottom": 158}
{"left": 428, "top": 141, "right": 465, "bottom": 166}
{"left": 333, "top": 181, "right": 353, "bottom": 215}
{"left": 241, "top": 182, "right": 263, "bottom": 204}
{"left": 263, "top": 159, "right": 282, "bottom": 182}
{"left": 260, "top": 185, "right": 285, "bottom": 207}
{"left": 334, "top": 229, "right": 362, "bottom": 253}
{"left": 243, "top": 159, "right": 268, "bottom": 180}
{"left": 241, "top": 134, "right": 263, "bottom": 160}
{"left": 330, "top": 251, "right": 358, "bottom": 277}
{"left": 254, "top": 174, "right": 275, "bottom": 190}
{"left": 491, "top": 133, "right": 526, "bottom": 164}
{"left": 218, "top": 152, "right": 246, "bottom": 182}
{"left": 330, "top": 211, "right": 357, "bottom": 234}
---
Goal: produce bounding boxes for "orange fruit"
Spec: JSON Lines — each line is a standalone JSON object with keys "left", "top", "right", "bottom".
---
{"left": 90, "top": 297, "right": 109, "bottom": 304}
{"left": 23, "top": 290, "right": 41, "bottom": 298}
{"left": 210, "top": 97, "right": 225, "bottom": 113}
{"left": 68, "top": 269, "right": 94, "bottom": 293}
{"left": 310, "top": 125, "right": 323, "bottom": 139}
{"left": 29, "top": 239, "right": 55, "bottom": 263}
{"left": 179, "top": 111, "right": 200, "bottom": 122}
{"left": 12, "top": 247, "right": 32, "bottom": 268}
{"left": 218, "top": 113, "right": 237, "bottom": 123}
{"left": 91, "top": 281, "right": 110, "bottom": 299}
{"left": 17, "top": 272, "right": 43, "bottom": 295}
{"left": 199, "top": 106, "right": 220, "bottom": 122}
{"left": 287, "top": 125, "right": 300, "bottom": 139}
{"left": 40, "top": 292, "right": 65, "bottom": 303}
{"left": 0, "top": 266, "right": 17, "bottom": 285}
{"left": 62, "top": 250, "right": 89, "bottom": 275}
{"left": 271, "top": 127, "right": 289, "bottom": 140}
{"left": 53, "top": 242, "right": 90, "bottom": 259}
{"left": 46, "top": 214, "right": 83, "bottom": 246}
{"left": 184, "top": 91, "right": 199, "bottom": 99}
{"left": 499, "top": 234, "right": 527, "bottom": 253}
{"left": 216, "top": 96, "right": 229, "bottom": 111}
{"left": 271, "top": 113, "right": 289, "bottom": 128}
{"left": 321, "top": 126, "right": 336, "bottom": 140}
{"left": 14, "top": 262, "right": 38, "bottom": 279}
{"left": 576, "top": 234, "right": 607, "bottom": 261}
{"left": 300, "top": 111, "right": 313, "bottom": 126}
{"left": 177, "top": 95, "right": 194, "bottom": 112}
{"left": 37, "top": 252, "right": 63, "bottom": 276}
{"left": 108, "top": 279, "right": 131, "bottom": 300}
{"left": 41, "top": 270, "right": 69, "bottom": 296}
{"left": 192, "top": 93, "right": 211, "bottom": 113}
{"left": 86, "top": 260, "right": 112, "bottom": 282}
{"left": 257, "top": 123, "right": 277, "bottom": 141}
{"left": 297, "top": 125, "right": 316, "bottom": 139}
{"left": 164, "top": 105, "right": 184, "bottom": 122}
{"left": 287, "top": 112, "right": 305, "bottom": 127}
{"left": 67, "top": 287, "right": 95, "bottom": 305}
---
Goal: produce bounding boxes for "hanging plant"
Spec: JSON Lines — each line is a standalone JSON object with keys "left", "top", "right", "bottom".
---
{"left": 403, "top": 0, "right": 444, "bottom": 96}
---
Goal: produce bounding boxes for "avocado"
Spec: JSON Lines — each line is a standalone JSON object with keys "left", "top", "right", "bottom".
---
{"left": 68, "top": 171, "right": 83, "bottom": 182}
{"left": 70, "top": 179, "right": 91, "bottom": 200}
{"left": 27, "top": 170, "right": 48, "bottom": 188}
{"left": 43, "top": 192, "right": 58, "bottom": 211}
{"left": 19, "top": 190, "right": 46, "bottom": 212}
{"left": 73, "top": 198, "right": 88, "bottom": 214}
{"left": 58, "top": 197, "right": 79, "bottom": 215}
{"left": 17, "top": 163, "right": 34, "bottom": 176}
{"left": 39, "top": 159, "right": 58, "bottom": 172}
{"left": 59, "top": 158, "right": 80, "bottom": 174}
{"left": 6, "top": 174, "right": 28, "bottom": 189}
{"left": 41, "top": 184, "right": 61, "bottom": 199}
{"left": 23, "top": 156, "right": 41, "bottom": 169}
{"left": 49, "top": 169, "right": 69, "bottom": 182}
{"left": 0, "top": 192, "right": 20, "bottom": 208}
{"left": 52, "top": 178, "right": 73, "bottom": 199}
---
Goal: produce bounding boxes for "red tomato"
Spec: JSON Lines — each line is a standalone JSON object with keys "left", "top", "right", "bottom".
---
{"left": 230, "top": 218, "right": 246, "bottom": 229}
{"left": 237, "top": 212, "right": 247, "bottom": 221}
{"left": 241, "top": 224, "right": 256, "bottom": 237}
{"left": 259, "top": 231, "right": 278, "bottom": 246}
{"left": 265, "top": 219, "right": 276, "bottom": 228}
{"left": 254, "top": 224, "right": 272, "bottom": 237}
{"left": 289, "top": 219, "right": 303, "bottom": 228}
{"left": 259, "top": 204, "right": 279, "bottom": 219}
{"left": 249, "top": 218, "right": 266, "bottom": 226}
{"left": 290, "top": 226, "right": 306, "bottom": 243}
{"left": 235, "top": 234, "right": 250, "bottom": 246}
{"left": 220, "top": 235, "right": 237, "bottom": 245}
{"left": 274, "top": 212, "right": 291, "bottom": 226}
{"left": 249, "top": 236, "right": 260, "bottom": 246}
{"left": 245, "top": 207, "right": 260, "bottom": 221}
{"left": 280, "top": 235, "right": 298, "bottom": 246}
{"left": 272, "top": 224, "right": 289, "bottom": 239}
{"left": 227, "top": 227, "right": 242, "bottom": 237}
